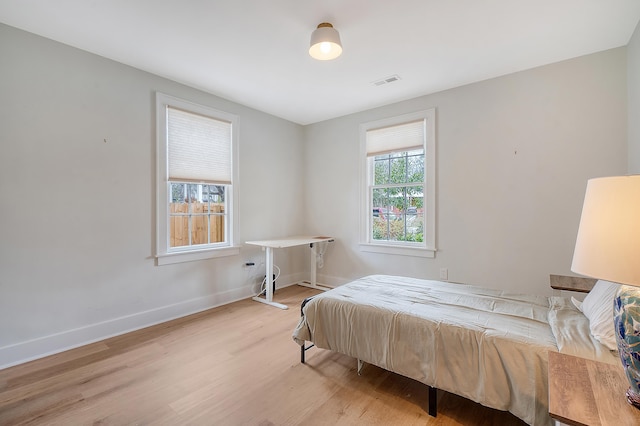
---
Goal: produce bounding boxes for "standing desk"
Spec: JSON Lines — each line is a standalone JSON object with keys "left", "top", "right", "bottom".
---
{"left": 245, "top": 236, "right": 334, "bottom": 309}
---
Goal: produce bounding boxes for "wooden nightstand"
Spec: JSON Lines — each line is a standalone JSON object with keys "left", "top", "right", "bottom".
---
{"left": 548, "top": 351, "right": 640, "bottom": 426}
{"left": 549, "top": 274, "right": 597, "bottom": 293}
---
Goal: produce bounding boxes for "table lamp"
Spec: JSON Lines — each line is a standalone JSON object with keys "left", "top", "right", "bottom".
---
{"left": 571, "top": 175, "right": 640, "bottom": 408}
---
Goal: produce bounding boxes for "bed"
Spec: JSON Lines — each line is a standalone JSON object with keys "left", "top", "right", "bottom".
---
{"left": 292, "top": 275, "right": 619, "bottom": 426}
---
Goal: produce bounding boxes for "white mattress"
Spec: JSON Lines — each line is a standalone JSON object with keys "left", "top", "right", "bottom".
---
{"left": 292, "top": 275, "right": 617, "bottom": 426}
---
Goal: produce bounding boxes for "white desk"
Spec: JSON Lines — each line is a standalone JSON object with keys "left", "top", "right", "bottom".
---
{"left": 245, "top": 236, "right": 334, "bottom": 309}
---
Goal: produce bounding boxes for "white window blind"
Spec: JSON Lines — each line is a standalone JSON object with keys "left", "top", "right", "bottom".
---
{"left": 366, "top": 119, "right": 425, "bottom": 157}
{"left": 168, "top": 107, "right": 232, "bottom": 184}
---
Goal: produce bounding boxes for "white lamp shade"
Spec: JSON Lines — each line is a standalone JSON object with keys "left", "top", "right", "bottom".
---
{"left": 309, "top": 23, "right": 342, "bottom": 60}
{"left": 571, "top": 175, "right": 640, "bottom": 287}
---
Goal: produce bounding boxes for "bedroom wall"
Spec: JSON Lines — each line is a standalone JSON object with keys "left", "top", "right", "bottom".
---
{"left": 629, "top": 20, "right": 640, "bottom": 174}
{"left": 303, "top": 48, "right": 628, "bottom": 295}
{"left": 0, "top": 24, "right": 308, "bottom": 368}
{"left": 0, "top": 21, "right": 632, "bottom": 368}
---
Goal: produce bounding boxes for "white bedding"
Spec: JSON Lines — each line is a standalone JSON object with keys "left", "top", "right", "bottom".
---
{"left": 292, "top": 275, "right": 617, "bottom": 426}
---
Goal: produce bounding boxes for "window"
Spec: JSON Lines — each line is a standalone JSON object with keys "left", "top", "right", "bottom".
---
{"left": 360, "top": 109, "right": 436, "bottom": 257}
{"left": 156, "top": 93, "right": 239, "bottom": 265}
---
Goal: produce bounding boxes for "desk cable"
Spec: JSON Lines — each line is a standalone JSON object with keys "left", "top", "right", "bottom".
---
{"left": 256, "top": 263, "right": 281, "bottom": 297}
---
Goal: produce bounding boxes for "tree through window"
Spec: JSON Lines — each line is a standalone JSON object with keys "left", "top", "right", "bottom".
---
{"left": 360, "top": 109, "right": 436, "bottom": 256}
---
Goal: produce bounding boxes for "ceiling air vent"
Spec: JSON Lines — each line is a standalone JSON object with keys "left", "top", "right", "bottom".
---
{"left": 372, "top": 74, "right": 401, "bottom": 86}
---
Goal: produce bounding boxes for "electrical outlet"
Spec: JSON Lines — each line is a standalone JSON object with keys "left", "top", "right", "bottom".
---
{"left": 439, "top": 268, "right": 448, "bottom": 280}
{"left": 243, "top": 259, "right": 258, "bottom": 270}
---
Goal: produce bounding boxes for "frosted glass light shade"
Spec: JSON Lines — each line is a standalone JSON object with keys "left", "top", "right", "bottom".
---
{"left": 309, "top": 23, "right": 342, "bottom": 60}
{"left": 571, "top": 175, "right": 640, "bottom": 287}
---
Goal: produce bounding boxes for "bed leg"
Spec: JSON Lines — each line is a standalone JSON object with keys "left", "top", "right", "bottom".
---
{"left": 357, "top": 358, "right": 364, "bottom": 375}
{"left": 428, "top": 386, "right": 437, "bottom": 417}
{"left": 299, "top": 297, "right": 316, "bottom": 365}
{"left": 300, "top": 342, "right": 314, "bottom": 364}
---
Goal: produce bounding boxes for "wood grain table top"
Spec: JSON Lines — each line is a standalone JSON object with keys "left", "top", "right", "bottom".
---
{"left": 548, "top": 351, "right": 640, "bottom": 426}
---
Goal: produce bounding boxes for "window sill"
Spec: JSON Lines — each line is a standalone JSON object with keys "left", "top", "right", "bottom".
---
{"left": 156, "top": 246, "right": 240, "bottom": 265}
{"left": 359, "top": 243, "right": 436, "bottom": 258}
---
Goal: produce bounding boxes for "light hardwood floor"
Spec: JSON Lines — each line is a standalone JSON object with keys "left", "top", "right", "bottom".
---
{"left": 0, "top": 285, "right": 527, "bottom": 425}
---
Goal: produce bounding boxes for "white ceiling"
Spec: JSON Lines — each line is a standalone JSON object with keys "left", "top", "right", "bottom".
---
{"left": 1, "top": 1, "right": 639, "bottom": 125}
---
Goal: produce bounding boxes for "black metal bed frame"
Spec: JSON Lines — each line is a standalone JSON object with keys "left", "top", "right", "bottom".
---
{"left": 298, "top": 296, "right": 438, "bottom": 417}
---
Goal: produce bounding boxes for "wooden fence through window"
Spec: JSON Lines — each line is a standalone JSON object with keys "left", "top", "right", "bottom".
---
{"left": 170, "top": 202, "right": 224, "bottom": 247}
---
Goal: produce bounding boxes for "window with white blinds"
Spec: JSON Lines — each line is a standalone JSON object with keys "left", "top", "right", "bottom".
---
{"left": 156, "top": 93, "right": 239, "bottom": 265}
{"left": 359, "top": 109, "right": 436, "bottom": 258}
{"left": 366, "top": 119, "right": 425, "bottom": 157}
{"left": 167, "top": 107, "right": 232, "bottom": 184}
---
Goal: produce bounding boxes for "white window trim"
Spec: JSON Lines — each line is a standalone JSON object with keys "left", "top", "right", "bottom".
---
{"left": 359, "top": 109, "right": 437, "bottom": 257}
{"left": 155, "top": 93, "right": 240, "bottom": 265}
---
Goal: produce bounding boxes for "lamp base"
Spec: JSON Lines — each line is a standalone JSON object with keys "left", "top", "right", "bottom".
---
{"left": 614, "top": 285, "right": 640, "bottom": 410}
{"left": 627, "top": 388, "right": 640, "bottom": 409}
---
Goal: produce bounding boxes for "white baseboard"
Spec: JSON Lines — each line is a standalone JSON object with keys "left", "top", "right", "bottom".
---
{"left": 0, "top": 285, "right": 253, "bottom": 370}
{"left": 0, "top": 272, "right": 348, "bottom": 370}
{"left": 315, "top": 273, "right": 350, "bottom": 288}
{"left": 280, "top": 272, "right": 348, "bottom": 290}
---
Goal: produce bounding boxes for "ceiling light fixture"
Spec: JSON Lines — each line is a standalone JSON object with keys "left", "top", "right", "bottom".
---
{"left": 309, "top": 22, "right": 342, "bottom": 60}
